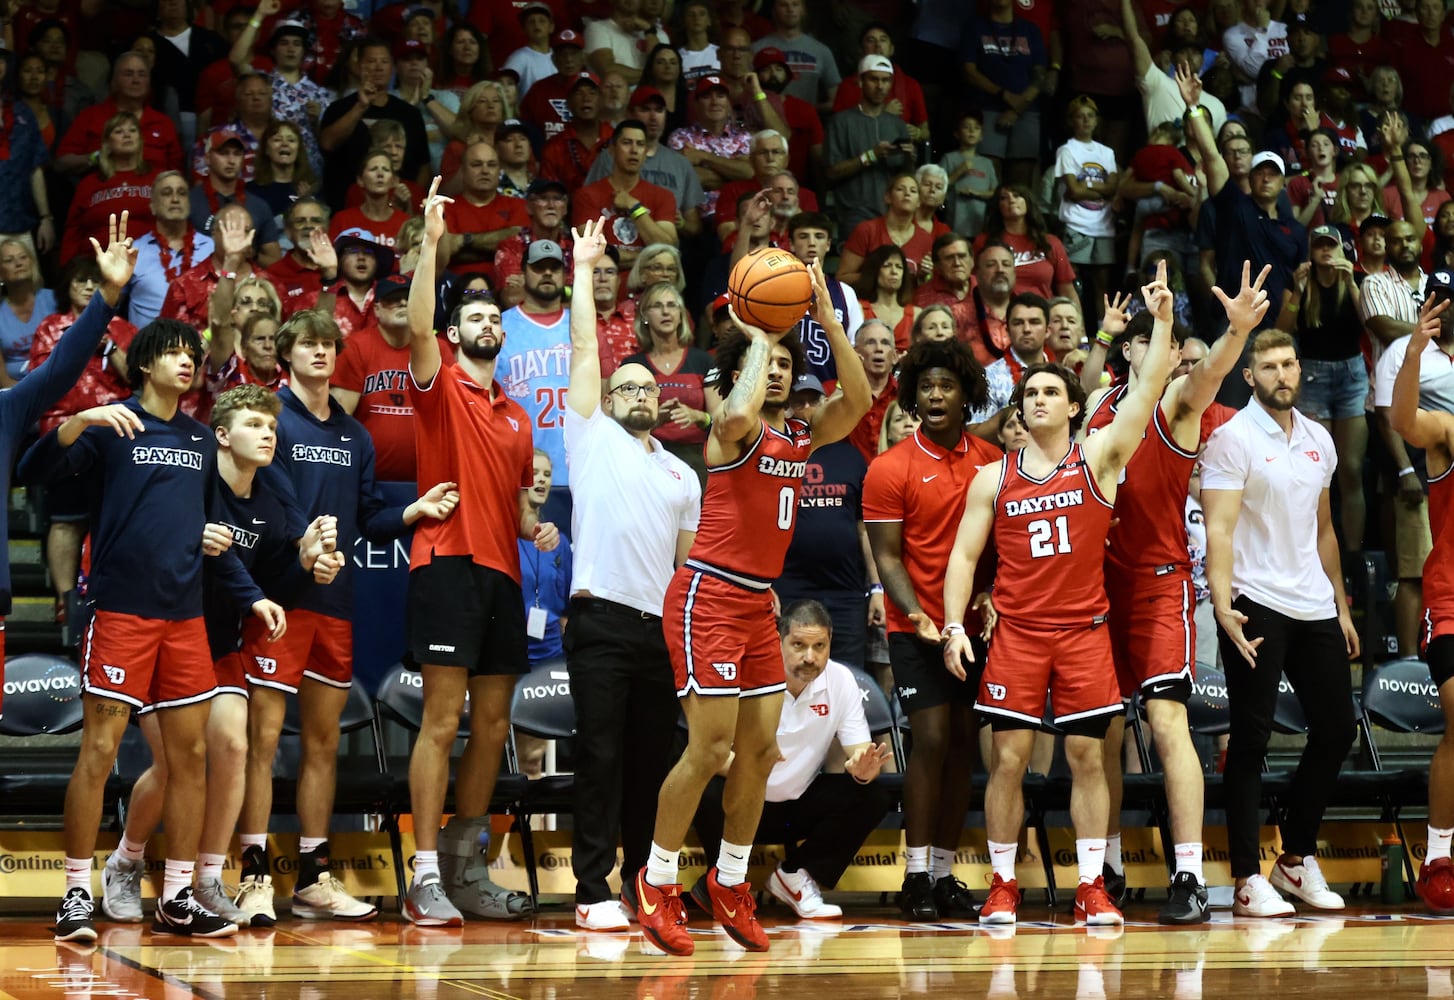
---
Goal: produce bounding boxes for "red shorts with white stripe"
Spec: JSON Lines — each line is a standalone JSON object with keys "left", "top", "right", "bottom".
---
{"left": 977, "top": 615, "right": 1121, "bottom": 730}
{"left": 1106, "top": 574, "right": 1196, "bottom": 700}
{"left": 663, "top": 566, "right": 784, "bottom": 698}
{"left": 243, "top": 609, "right": 352, "bottom": 694}
{"left": 213, "top": 651, "right": 249, "bottom": 697}
{"left": 82, "top": 612, "right": 216, "bottom": 711}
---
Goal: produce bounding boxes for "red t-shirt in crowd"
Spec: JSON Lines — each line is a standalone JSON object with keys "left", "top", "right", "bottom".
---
{"left": 329, "top": 207, "right": 412, "bottom": 247}
{"left": 842, "top": 218, "right": 937, "bottom": 279}
{"left": 62, "top": 169, "right": 158, "bottom": 261}
{"left": 572, "top": 178, "right": 677, "bottom": 249}
{"left": 974, "top": 230, "right": 1077, "bottom": 301}
{"left": 57, "top": 99, "right": 182, "bottom": 173}
{"left": 331, "top": 325, "right": 418, "bottom": 483}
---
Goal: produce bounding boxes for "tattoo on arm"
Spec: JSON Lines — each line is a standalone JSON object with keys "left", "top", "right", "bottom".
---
{"left": 726, "top": 339, "right": 770, "bottom": 414}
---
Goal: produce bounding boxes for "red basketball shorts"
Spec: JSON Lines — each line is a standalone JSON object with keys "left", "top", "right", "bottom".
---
{"left": 243, "top": 609, "right": 352, "bottom": 694}
{"left": 1107, "top": 575, "right": 1196, "bottom": 699}
{"left": 82, "top": 612, "right": 216, "bottom": 711}
{"left": 664, "top": 567, "right": 784, "bottom": 698}
{"left": 977, "top": 615, "right": 1121, "bottom": 728}
{"left": 213, "top": 651, "right": 249, "bottom": 697}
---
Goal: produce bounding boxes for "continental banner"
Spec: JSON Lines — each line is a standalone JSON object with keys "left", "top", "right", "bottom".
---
{"left": 0, "top": 821, "right": 1422, "bottom": 898}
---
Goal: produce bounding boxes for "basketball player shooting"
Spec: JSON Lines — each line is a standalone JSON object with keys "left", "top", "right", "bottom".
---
{"left": 631, "top": 258, "right": 871, "bottom": 956}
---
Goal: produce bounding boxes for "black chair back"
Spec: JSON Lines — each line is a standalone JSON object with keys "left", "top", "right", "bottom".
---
{"left": 1187, "top": 663, "right": 1231, "bottom": 737}
{"left": 0, "top": 654, "right": 84, "bottom": 736}
{"left": 1362, "top": 657, "right": 1446, "bottom": 735}
{"left": 511, "top": 659, "right": 576, "bottom": 739}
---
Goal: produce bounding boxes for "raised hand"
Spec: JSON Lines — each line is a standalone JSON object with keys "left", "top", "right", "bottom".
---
{"left": 805, "top": 256, "right": 836, "bottom": 331}
{"left": 727, "top": 302, "right": 774, "bottom": 343}
{"left": 1211, "top": 260, "right": 1272, "bottom": 335}
{"left": 1141, "top": 257, "right": 1174, "bottom": 323}
{"left": 571, "top": 217, "right": 609, "bottom": 269}
{"left": 1175, "top": 63, "right": 1202, "bottom": 110}
{"left": 1100, "top": 290, "right": 1134, "bottom": 337}
{"left": 215, "top": 211, "right": 254, "bottom": 264}
{"left": 420, "top": 175, "right": 453, "bottom": 243}
{"left": 740, "top": 191, "right": 771, "bottom": 229}
{"left": 1412, "top": 294, "right": 1450, "bottom": 350}
{"left": 92, "top": 211, "right": 139, "bottom": 292}
{"left": 258, "top": 0, "right": 280, "bottom": 16}
{"left": 307, "top": 227, "right": 338, "bottom": 273}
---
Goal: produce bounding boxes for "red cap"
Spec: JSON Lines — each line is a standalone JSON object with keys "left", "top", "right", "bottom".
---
{"left": 551, "top": 28, "right": 584, "bottom": 49}
{"left": 570, "top": 70, "right": 601, "bottom": 90}
{"left": 753, "top": 47, "right": 789, "bottom": 72}
{"left": 395, "top": 38, "right": 429, "bottom": 60}
{"left": 694, "top": 74, "right": 729, "bottom": 98}
{"left": 710, "top": 291, "right": 731, "bottom": 314}
{"left": 207, "top": 130, "right": 245, "bottom": 152}
{"left": 1323, "top": 66, "right": 1354, "bottom": 87}
{"left": 629, "top": 85, "right": 666, "bottom": 107}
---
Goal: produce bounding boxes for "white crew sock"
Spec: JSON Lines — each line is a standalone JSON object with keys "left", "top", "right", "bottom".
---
{"left": 645, "top": 841, "right": 679, "bottom": 887}
{"left": 162, "top": 859, "right": 194, "bottom": 901}
{"left": 931, "top": 846, "right": 956, "bottom": 880}
{"left": 1077, "top": 838, "right": 1106, "bottom": 885}
{"left": 1105, "top": 833, "right": 1123, "bottom": 875}
{"left": 1175, "top": 842, "right": 1204, "bottom": 882}
{"left": 717, "top": 840, "right": 751, "bottom": 887}
{"left": 905, "top": 844, "right": 929, "bottom": 875}
{"left": 988, "top": 841, "right": 1017, "bottom": 882}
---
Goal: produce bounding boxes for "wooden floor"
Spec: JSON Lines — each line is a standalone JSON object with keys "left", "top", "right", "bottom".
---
{"left": 3, "top": 900, "right": 1452, "bottom": 999}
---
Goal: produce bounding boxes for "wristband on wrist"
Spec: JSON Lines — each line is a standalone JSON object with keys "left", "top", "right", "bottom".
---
{"left": 1285, "top": 301, "right": 1299, "bottom": 313}
{"left": 1186, "top": 105, "right": 1206, "bottom": 119}
{"left": 1050, "top": 62, "right": 1061, "bottom": 71}
{"left": 753, "top": 91, "right": 767, "bottom": 101}
{"left": 1399, "top": 465, "right": 1417, "bottom": 477}
{"left": 249, "top": 17, "right": 261, "bottom": 28}
{"left": 941, "top": 623, "right": 966, "bottom": 637}
{"left": 221, "top": 270, "right": 237, "bottom": 281}
{"left": 1095, "top": 328, "right": 1114, "bottom": 347}
{"left": 631, "top": 204, "right": 649, "bottom": 219}
{"left": 1391, "top": 155, "right": 1405, "bottom": 162}
{"left": 869, "top": 583, "right": 884, "bottom": 596}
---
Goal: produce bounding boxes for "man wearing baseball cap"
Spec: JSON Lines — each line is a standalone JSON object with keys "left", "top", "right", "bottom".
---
{"left": 331, "top": 227, "right": 396, "bottom": 340}
{"left": 665, "top": 76, "right": 754, "bottom": 221}
{"left": 1181, "top": 68, "right": 1304, "bottom": 329}
{"left": 832, "top": 22, "right": 929, "bottom": 141}
{"left": 188, "top": 129, "right": 283, "bottom": 268}
{"left": 496, "top": 179, "right": 576, "bottom": 308}
{"left": 584, "top": 86, "right": 706, "bottom": 235}
{"left": 541, "top": 72, "right": 613, "bottom": 193}
{"left": 751, "top": 0, "right": 841, "bottom": 113}
{"left": 502, "top": 1, "right": 558, "bottom": 98}
{"left": 520, "top": 28, "right": 590, "bottom": 141}
{"left": 824, "top": 55, "right": 913, "bottom": 236}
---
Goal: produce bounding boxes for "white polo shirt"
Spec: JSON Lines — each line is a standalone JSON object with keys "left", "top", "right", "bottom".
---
{"left": 1201, "top": 400, "right": 1337, "bottom": 621}
{"left": 565, "top": 405, "right": 701, "bottom": 616}
{"left": 766, "top": 661, "right": 872, "bottom": 803}
{"left": 1372, "top": 335, "right": 1454, "bottom": 413}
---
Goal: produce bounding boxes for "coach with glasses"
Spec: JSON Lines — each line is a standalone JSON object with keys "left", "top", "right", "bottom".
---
{"left": 561, "top": 219, "right": 703, "bottom": 931}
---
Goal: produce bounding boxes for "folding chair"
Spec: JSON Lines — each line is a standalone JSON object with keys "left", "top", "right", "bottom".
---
{"left": 846, "top": 666, "right": 905, "bottom": 810}
{"left": 508, "top": 658, "right": 577, "bottom": 905}
{"left": 0, "top": 654, "right": 88, "bottom": 819}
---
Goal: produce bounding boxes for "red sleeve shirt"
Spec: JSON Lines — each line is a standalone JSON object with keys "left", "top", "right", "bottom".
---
{"left": 330, "top": 326, "right": 418, "bottom": 483}
{"left": 62, "top": 170, "right": 158, "bottom": 262}
{"left": 161, "top": 258, "right": 222, "bottom": 331}
{"left": 29, "top": 312, "right": 137, "bottom": 433}
{"left": 572, "top": 178, "right": 677, "bottom": 249}
{"left": 265, "top": 254, "right": 325, "bottom": 315}
{"left": 329, "top": 207, "right": 412, "bottom": 247}
{"left": 409, "top": 367, "right": 534, "bottom": 580}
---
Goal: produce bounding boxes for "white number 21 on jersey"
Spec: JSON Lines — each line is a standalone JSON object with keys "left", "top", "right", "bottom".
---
{"left": 1028, "top": 516, "right": 1071, "bottom": 558}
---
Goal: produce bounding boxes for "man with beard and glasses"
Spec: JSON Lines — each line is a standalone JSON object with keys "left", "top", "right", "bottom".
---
{"left": 1201, "top": 329, "right": 1359, "bottom": 918}
{"left": 499, "top": 239, "right": 574, "bottom": 530}
{"left": 559, "top": 217, "right": 701, "bottom": 930}
{"left": 402, "top": 180, "right": 560, "bottom": 927}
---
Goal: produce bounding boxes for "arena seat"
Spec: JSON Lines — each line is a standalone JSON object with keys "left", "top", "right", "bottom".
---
{"left": 508, "top": 658, "right": 577, "bottom": 904}
{"left": 0, "top": 654, "right": 97, "bottom": 819}
{"left": 846, "top": 666, "right": 904, "bottom": 805}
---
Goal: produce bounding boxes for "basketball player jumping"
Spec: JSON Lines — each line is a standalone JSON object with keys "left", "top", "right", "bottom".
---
{"left": 629, "top": 263, "right": 870, "bottom": 956}
{"left": 922, "top": 262, "right": 1176, "bottom": 927}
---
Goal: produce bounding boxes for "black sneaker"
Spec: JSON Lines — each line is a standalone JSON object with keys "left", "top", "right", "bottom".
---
{"left": 933, "top": 875, "right": 978, "bottom": 918}
{"left": 619, "top": 872, "right": 640, "bottom": 922}
{"left": 55, "top": 887, "right": 97, "bottom": 943}
{"left": 240, "top": 843, "right": 270, "bottom": 880}
{"left": 1159, "top": 871, "right": 1210, "bottom": 925}
{"left": 1102, "top": 863, "right": 1127, "bottom": 906}
{"left": 898, "top": 872, "right": 938, "bottom": 921}
{"left": 152, "top": 886, "right": 238, "bottom": 938}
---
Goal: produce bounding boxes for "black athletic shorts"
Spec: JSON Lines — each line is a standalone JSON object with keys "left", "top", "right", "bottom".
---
{"left": 889, "top": 631, "right": 982, "bottom": 717}
{"left": 407, "top": 556, "right": 529, "bottom": 677}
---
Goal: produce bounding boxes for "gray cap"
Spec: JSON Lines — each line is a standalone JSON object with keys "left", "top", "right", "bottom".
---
{"left": 525, "top": 239, "right": 565, "bottom": 266}
{"left": 791, "top": 373, "right": 826, "bottom": 397}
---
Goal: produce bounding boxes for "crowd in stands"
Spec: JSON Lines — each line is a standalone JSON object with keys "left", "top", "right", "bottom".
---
{"left": 3, "top": 0, "right": 1454, "bottom": 942}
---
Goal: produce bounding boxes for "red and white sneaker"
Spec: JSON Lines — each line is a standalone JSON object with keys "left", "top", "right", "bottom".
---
{"left": 978, "top": 874, "right": 1021, "bottom": 926}
{"left": 1418, "top": 856, "right": 1454, "bottom": 914}
{"left": 701, "top": 867, "right": 769, "bottom": 952}
{"left": 1073, "top": 876, "right": 1124, "bottom": 926}
{"left": 633, "top": 870, "right": 693, "bottom": 957}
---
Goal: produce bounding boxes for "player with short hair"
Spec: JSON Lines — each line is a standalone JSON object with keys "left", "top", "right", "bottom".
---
{"left": 98, "top": 385, "right": 343, "bottom": 930}
{"left": 23, "top": 297, "right": 289, "bottom": 942}
{"left": 1388, "top": 296, "right": 1454, "bottom": 914}
{"left": 236, "top": 307, "right": 459, "bottom": 926}
{"left": 925, "top": 262, "right": 1177, "bottom": 928}
{"left": 630, "top": 259, "right": 871, "bottom": 956}
{"left": 402, "top": 179, "right": 559, "bottom": 926}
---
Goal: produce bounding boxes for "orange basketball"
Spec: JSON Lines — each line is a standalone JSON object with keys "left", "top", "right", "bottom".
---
{"left": 727, "top": 247, "right": 813, "bottom": 333}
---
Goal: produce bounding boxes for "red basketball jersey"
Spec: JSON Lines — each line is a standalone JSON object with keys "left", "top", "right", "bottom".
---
{"left": 687, "top": 418, "right": 814, "bottom": 587}
{"left": 992, "top": 443, "right": 1115, "bottom": 627}
{"left": 1426, "top": 465, "right": 1454, "bottom": 621}
{"left": 1084, "top": 385, "right": 1198, "bottom": 582}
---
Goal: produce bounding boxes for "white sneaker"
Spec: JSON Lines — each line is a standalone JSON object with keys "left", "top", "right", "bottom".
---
{"left": 574, "top": 900, "right": 630, "bottom": 931}
{"left": 234, "top": 874, "right": 277, "bottom": 928}
{"left": 768, "top": 865, "right": 842, "bottom": 919}
{"left": 1232, "top": 874, "right": 1295, "bottom": 917}
{"left": 291, "top": 874, "right": 378, "bottom": 921}
{"left": 1270, "top": 856, "right": 1344, "bottom": 910}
